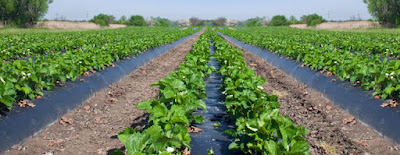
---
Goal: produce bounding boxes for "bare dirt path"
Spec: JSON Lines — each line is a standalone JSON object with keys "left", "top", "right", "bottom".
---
{"left": 4, "top": 29, "right": 205, "bottom": 155}
{"left": 222, "top": 36, "right": 400, "bottom": 154}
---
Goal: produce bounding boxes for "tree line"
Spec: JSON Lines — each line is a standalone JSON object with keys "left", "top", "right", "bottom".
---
{"left": 1, "top": 0, "right": 399, "bottom": 27}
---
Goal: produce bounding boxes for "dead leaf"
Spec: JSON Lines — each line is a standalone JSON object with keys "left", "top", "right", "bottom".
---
{"left": 301, "top": 63, "right": 306, "bottom": 67}
{"left": 83, "top": 71, "right": 90, "bottom": 76}
{"left": 90, "top": 70, "right": 96, "bottom": 74}
{"left": 35, "top": 96, "right": 42, "bottom": 99}
{"left": 48, "top": 139, "right": 63, "bottom": 147}
{"left": 110, "top": 63, "right": 116, "bottom": 67}
{"left": 80, "top": 78, "right": 85, "bottom": 81}
{"left": 357, "top": 141, "right": 368, "bottom": 146}
{"left": 183, "top": 147, "right": 190, "bottom": 155}
{"left": 326, "top": 105, "right": 333, "bottom": 110}
{"left": 18, "top": 100, "right": 27, "bottom": 107}
{"left": 381, "top": 103, "right": 390, "bottom": 108}
{"left": 60, "top": 117, "right": 73, "bottom": 125}
{"left": 375, "top": 96, "right": 381, "bottom": 99}
{"left": 343, "top": 117, "right": 356, "bottom": 125}
{"left": 188, "top": 126, "right": 203, "bottom": 133}
{"left": 320, "top": 70, "right": 326, "bottom": 74}
{"left": 249, "top": 63, "right": 257, "bottom": 67}
{"left": 26, "top": 102, "right": 36, "bottom": 108}
{"left": 327, "top": 72, "right": 333, "bottom": 77}
{"left": 331, "top": 79, "right": 337, "bottom": 82}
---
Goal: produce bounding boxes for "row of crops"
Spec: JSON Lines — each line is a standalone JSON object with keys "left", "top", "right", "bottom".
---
{"left": 218, "top": 27, "right": 400, "bottom": 100}
{"left": 0, "top": 27, "right": 201, "bottom": 109}
{"left": 113, "top": 28, "right": 310, "bottom": 154}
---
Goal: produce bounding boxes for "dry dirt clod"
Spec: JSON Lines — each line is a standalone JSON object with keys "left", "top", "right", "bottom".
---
{"left": 90, "top": 70, "right": 96, "bottom": 74}
{"left": 331, "top": 78, "right": 337, "bottom": 82}
{"left": 374, "top": 96, "right": 381, "bottom": 99}
{"left": 83, "top": 105, "right": 91, "bottom": 110}
{"left": 110, "top": 63, "right": 116, "bottom": 67}
{"left": 301, "top": 63, "right": 306, "bottom": 67}
{"left": 79, "top": 78, "right": 85, "bottom": 81}
{"left": 326, "top": 105, "right": 333, "bottom": 110}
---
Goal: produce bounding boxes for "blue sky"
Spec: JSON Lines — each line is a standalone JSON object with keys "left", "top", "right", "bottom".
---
{"left": 44, "top": 0, "right": 372, "bottom": 21}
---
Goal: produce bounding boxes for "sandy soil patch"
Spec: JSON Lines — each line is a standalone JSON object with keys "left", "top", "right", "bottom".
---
{"left": 290, "top": 21, "right": 381, "bottom": 29}
{"left": 35, "top": 21, "right": 126, "bottom": 29}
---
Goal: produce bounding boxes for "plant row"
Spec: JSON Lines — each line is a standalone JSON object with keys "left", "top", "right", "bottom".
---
{"left": 113, "top": 29, "right": 214, "bottom": 155}
{"left": 210, "top": 31, "right": 310, "bottom": 154}
{"left": 0, "top": 27, "right": 201, "bottom": 109}
{"left": 0, "top": 27, "right": 200, "bottom": 61}
{"left": 219, "top": 27, "right": 400, "bottom": 100}
{"left": 224, "top": 27, "right": 400, "bottom": 58}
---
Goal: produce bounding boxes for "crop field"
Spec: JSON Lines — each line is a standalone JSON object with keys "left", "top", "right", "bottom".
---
{"left": 1, "top": 26, "right": 400, "bottom": 155}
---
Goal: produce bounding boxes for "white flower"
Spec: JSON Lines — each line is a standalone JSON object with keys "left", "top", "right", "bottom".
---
{"left": 27, "top": 73, "right": 31, "bottom": 76}
{"left": 390, "top": 72, "right": 395, "bottom": 75}
{"left": 21, "top": 72, "right": 26, "bottom": 76}
{"left": 334, "top": 61, "right": 337, "bottom": 64}
{"left": 79, "top": 61, "right": 82, "bottom": 64}
{"left": 166, "top": 147, "right": 174, "bottom": 153}
{"left": 257, "top": 86, "right": 264, "bottom": 90}
{"left": 386, "top": 73, "right": 389, "bottom": 77}
{"left": 22, "top": 76, "right": 26, "bottom": 79}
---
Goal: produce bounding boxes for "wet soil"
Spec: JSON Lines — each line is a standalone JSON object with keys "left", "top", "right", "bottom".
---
{"left": 221, "top": 36, "right": 400, "bottom": 155}
{"left": 4, "top": 29, "right": 205, "bottom": 155}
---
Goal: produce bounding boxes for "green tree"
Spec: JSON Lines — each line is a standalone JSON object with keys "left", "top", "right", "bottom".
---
{"left": 363, "top": 0, "right": 400, "bottom": 27}
{"left": 0, "top": 0, "right": 53, "bottom": 27}
{"left": 244, "top": 17, "right": 264, "bottom": 26}
{"left": 269, "top": 15, "right": 289, "bottom": 26}
{"left": 89, "top": 14, "right": 115, "bottom": 27}
{"left": 128, "top": 15, "right": 146, "bottom": 26}
{"left": 154, "top": 17, "right": 171, "bottom": 26}
{"left": 289, "top": 16, "right": 302, "bottom": 24}
{"left": 300, "top": 14, "right": 326, "bottom": 27}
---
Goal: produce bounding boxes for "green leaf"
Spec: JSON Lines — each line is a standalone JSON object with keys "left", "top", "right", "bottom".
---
{"left": 117, "top": 127, "right": 135, "bottom": 145}
{"left": 265, "top": 140, "right": 279, "bottom": 155}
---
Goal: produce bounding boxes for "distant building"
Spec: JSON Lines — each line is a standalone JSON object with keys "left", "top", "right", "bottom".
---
{"left": 226, "top": 19, "right": 239, "bottom": 26}
{"left": 177, "top": 19, "right": 190, "bottom": 26}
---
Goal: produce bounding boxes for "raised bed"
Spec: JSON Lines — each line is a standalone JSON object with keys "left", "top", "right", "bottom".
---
{"left": 217, "top": 31, "right": 400, "bottom": 145}
{"left": 0, "top": 29, "right": 202, "bottom": 153}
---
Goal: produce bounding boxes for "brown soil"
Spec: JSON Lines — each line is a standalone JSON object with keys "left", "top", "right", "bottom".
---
{"left": 222, "top": 37, "right": 400, "bottom": 155}
{"left": 4, "top": 29, "right": 205, "bottom": 155}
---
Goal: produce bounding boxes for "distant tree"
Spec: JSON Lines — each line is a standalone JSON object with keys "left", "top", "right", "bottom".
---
{"left": 128, "top": 15, "right": 146, "bottom": 26}
{"left": 363, "top": 0, "right": 400, "bottom": 27}
{"left": 154, "top": 17, "right": 171, "bottom": 26}
{"left": 0, "top": 0, "right": 53, "bottom": 27}
{"left": 269, "top": 15, "right": 289, "bottom": 26}
{"left": 289, "top": 16, "right": 303, "bottom": 24}
{"left": 113, "top": 15, "right": 128, "bottom": 24}
{"left": 89, "top": 14, "right": 115, "bottom": 27}
{"left": 300, "top": 14, "right": 326, "bottom": 27}
{"left": 215, "top": 17, "right": 227, "bottom": 26}
{"left": 189, "top": 17, "right": 201, "bottom": 26}
{"left": 244, "top": 17, "right": 264, "bottom": 26}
